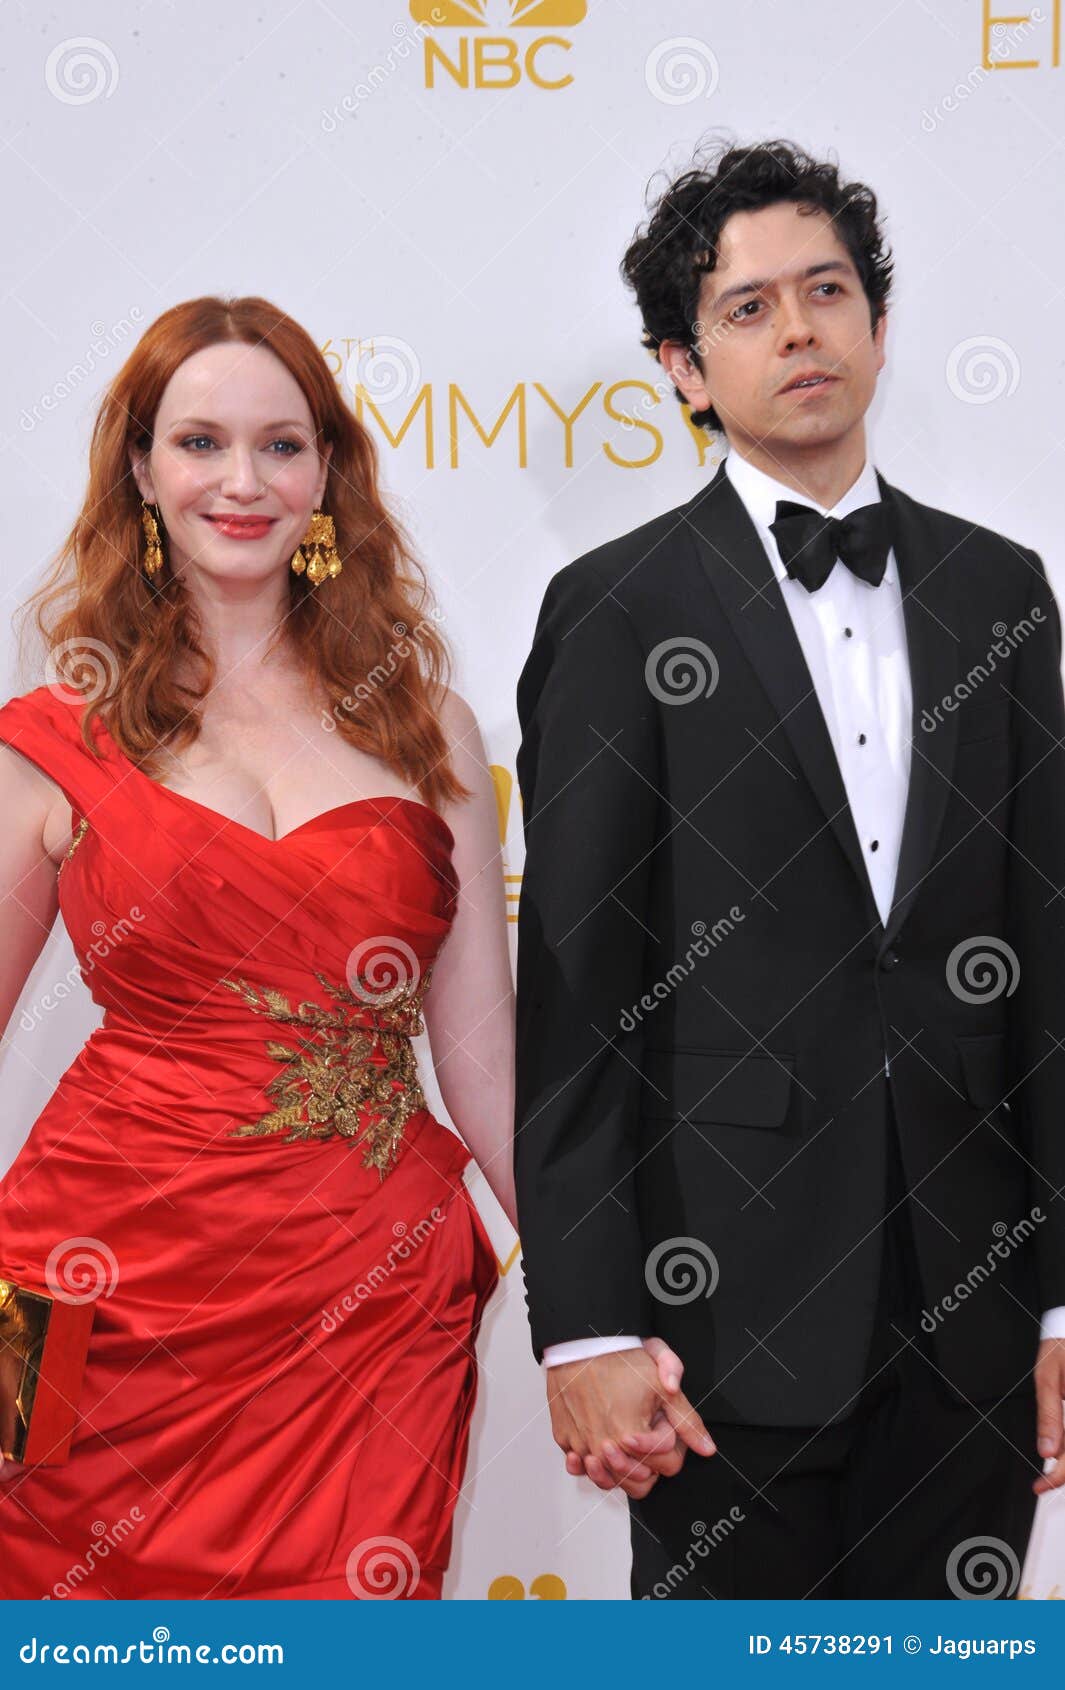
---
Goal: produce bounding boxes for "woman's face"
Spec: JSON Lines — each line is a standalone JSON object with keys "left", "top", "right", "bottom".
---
{"left": 130, "top": 341, "right": 332, "bottom": 583}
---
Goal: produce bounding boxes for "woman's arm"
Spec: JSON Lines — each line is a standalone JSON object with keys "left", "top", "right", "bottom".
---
{"left": 0, "top": 742, "right": 65, "bottom": 1473}
{"left": 424, "top": 690, "right": 516, "bottom": 1230}
{"left": 0, "top": 744, "right": 64, "bottom": 1052}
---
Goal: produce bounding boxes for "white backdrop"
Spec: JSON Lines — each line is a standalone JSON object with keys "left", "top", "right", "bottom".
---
{"left": 1, "top": 0, "right": 1063, "bottom": 1598}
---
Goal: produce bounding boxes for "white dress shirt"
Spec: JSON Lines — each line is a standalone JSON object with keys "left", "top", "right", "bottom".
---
{"left": 542, "top": 447, "right": 1065, "bottom": 1364}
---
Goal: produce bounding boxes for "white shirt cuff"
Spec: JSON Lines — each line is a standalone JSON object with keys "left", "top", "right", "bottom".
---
{"left": 1039, "top": 1305, "right": 1065, "bottom": 1341}
{"left": 542, "top": 1335, "right": 644, "bottom": 1367}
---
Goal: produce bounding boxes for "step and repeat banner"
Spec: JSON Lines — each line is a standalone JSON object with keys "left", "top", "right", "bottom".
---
{"left": 1, "top": 0, "right": 1063, "bottom": 1598}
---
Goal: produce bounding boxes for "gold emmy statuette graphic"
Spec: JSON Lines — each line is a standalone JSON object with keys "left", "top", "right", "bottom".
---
{"left": 490, "top": 764, "right": 523, "bottom": 924}
{"left": 0, "top": 1277, "right": 95, "bottom": 1465}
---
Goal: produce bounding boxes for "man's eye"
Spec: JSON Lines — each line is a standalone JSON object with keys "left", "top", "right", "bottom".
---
{"left": 731, "top": 301, "right": 762, "bottom": 322}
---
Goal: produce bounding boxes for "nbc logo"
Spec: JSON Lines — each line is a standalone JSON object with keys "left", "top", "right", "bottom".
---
{"left": 410, "top": 0, "right": 587, "bottom": 90}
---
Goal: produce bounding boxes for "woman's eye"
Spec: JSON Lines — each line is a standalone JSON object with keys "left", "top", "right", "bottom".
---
{"left": 177, "top": 435, "right": 304, "bottom": 454}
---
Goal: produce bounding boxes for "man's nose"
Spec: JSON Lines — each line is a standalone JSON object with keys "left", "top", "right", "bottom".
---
{"left": 776, "top": 294, "right": 818, "bottom": 351}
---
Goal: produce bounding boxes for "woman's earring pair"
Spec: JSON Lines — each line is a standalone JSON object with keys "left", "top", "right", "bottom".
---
{"left": 141, "top": 502, "right": 342, "bottom": 586}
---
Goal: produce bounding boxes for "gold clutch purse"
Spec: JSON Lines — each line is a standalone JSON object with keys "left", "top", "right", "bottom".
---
{"left": 0, "top": 1276, "right": 95, "bottom": 1465}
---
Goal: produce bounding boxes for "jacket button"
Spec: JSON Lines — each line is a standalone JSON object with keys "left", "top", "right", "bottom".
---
{"left": 880, "top": 948, "right": 901, "bottom": 971}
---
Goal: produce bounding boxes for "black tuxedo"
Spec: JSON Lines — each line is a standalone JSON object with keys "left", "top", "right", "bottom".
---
{"left": 514, "top": 457, "right": 1065, "bottom": 1434}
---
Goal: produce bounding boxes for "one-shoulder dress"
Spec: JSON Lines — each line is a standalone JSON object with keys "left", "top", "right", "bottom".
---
{"left": 0, "top": 683, "right": 498, "bottom": 1599}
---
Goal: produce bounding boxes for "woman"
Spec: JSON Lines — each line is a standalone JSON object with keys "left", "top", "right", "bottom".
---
{"left": 0, "top": 296, "right": 514, "bottom": 1599}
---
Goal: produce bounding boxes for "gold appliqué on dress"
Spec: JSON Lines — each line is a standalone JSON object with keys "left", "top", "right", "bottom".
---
{"left": 58, "top": 816, "right": 90, "bottom": 875}
{"left": 218, "top": 965, "right": 433, "bottom": 1177}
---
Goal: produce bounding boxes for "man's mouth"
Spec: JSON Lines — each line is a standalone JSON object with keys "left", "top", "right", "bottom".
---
{"left": 781, "top": 373, "right": 838, "bottom": 394}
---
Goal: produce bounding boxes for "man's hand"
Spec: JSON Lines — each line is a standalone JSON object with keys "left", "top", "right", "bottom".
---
{"left": 548, "top": 1342, "right": 715, "bottom": 1499}
{"left": 1033, "top": 1337, "right": 1065, "bottom": 1494}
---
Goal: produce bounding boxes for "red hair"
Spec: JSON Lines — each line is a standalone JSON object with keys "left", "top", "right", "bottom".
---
{"left": 18, "top": 295, "right": 469, "bottom": 811}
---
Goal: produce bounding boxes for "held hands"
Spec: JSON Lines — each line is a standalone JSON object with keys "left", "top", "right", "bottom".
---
{"left": 1033, "top": 1337, "right": 1065, "bottom": 1495}
{"left": 546, "top": 1336, "right": 715, "bottom": 1500}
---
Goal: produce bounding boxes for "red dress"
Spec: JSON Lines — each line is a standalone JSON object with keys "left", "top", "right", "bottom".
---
{"left": 0, "top": 684, "right": 498, "bottom": 1599}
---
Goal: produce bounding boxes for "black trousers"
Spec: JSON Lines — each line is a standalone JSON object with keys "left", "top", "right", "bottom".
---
{"left": 629, "top": 1082, "right": 1041, "bottom": 1598}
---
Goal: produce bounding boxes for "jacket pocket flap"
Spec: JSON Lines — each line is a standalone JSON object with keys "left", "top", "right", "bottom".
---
{"left": 641, "top": 1048, "right": 795, "bottom": 1129}
{"left": 954, "top": 1031, "right": 1008, "bottom": 1108}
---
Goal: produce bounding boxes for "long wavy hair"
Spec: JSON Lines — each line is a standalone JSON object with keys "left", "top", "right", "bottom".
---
{"left": 17, "top": 295, "right": 470, "bottom": 811}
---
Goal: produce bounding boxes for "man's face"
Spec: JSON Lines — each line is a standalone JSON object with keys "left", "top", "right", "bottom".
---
{"left": 666, "top": 201, "right": 886, "bottom": 463}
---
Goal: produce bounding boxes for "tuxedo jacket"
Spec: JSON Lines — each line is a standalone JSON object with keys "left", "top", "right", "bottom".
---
{"left": 513, "top": 456, "right": 1065, "bottom": 1428}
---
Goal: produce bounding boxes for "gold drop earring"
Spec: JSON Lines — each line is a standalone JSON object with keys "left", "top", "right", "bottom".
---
{"left": 141, "top": 500, "right": 165, "bottom": 577}
{"left": 290, "top": 509, "right": 342, "bottom": 587}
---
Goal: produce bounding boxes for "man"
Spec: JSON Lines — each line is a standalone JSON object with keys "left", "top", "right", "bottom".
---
{"left": 514, "top": 138, "right": 1065, "bottom": 1599}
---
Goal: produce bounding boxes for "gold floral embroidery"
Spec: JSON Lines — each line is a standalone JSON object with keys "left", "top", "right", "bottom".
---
{"left": 218, "top": 965, "right": 433, "bottom": 1177}
{"left": 58, "top": 816, "right": 89, "bottom": 874}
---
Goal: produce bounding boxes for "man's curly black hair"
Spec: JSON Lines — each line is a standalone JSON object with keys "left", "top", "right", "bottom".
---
{"left": 620, "top": 136, "right": 894, "bottom": 434}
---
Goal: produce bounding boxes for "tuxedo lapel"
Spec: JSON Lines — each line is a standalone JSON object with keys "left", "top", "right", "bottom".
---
{"left": 681, "top": 460, "right": 960, "bottom": 949}
{"left": 877, "top": 474, "right": 960, "bottom": 948}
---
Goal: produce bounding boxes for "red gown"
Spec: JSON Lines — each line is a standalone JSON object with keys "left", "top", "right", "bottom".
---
{"left": 0, "top": 684, "right": 498, "bottom": 1599}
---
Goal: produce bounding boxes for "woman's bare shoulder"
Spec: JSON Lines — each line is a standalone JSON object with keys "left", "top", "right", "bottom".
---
{"left": 435, "top": 685, "right": 480, "bottom": 744}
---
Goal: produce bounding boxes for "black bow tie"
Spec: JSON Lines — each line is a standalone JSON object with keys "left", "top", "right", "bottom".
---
{"left": 769, "top": 498, "right": 892, "bottom": 593}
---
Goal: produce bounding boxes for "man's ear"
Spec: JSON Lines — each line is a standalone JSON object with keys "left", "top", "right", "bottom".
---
{"left": 659, "top": 339, "right": 713, "bottom": 414}
{"left": 873, "top": 309, "right": 888, "bottom": 374}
